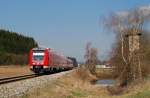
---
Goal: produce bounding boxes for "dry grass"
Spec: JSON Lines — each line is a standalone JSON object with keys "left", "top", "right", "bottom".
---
{"left": 95, "top": 68, "right": 114, "bottom": 79}
{"left": 106, "top": 79, "right": 150, "bottom": 98}
{"left": 124, "top": 80, "right": 150, "bottom": 98}
{"left": 24, "top": 68, "right": 110, "bottom": 98}
{"left": 23, "top": 68, "right": 150, "bottom": 98}
{"left": 0, "top": 65, "right": 33, "bottom": 78}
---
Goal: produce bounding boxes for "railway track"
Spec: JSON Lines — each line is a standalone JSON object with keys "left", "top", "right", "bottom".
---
{"left": 0, "top": 74, "right": 39, "bottom": 85}
{"left": 0, "top": 69, "right": 73, "bottom": 85}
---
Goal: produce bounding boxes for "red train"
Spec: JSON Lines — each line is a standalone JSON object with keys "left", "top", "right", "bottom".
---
{"left": 29, "top": 48, "right": 74, "bottom": 73}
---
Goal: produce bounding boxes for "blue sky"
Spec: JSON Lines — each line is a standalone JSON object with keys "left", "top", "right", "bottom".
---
{"left": 0, "top": 0, "right": 150, "bottom": 62}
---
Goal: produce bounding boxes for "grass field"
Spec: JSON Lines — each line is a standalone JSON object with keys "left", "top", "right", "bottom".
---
{"left": 0, "top": 65, "right": 33, "bottom": 78}
{"left": 22, "top": 68, "right": 150, "bottom": 98}
{"left": 95, "top": 68, "right": 114, "bottom": 79}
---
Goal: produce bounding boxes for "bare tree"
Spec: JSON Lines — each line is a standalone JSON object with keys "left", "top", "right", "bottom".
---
{"left": 105, "top": 5, "right": 150, "bottom": 84}
{"left": 84, "top": 43, "right": 98, "bottom": 74}
{"left": 88, "top": 48, "right": 98, "bottom": 74}
{"left": 84, "top": 42, "right": 92, "bottom": 65}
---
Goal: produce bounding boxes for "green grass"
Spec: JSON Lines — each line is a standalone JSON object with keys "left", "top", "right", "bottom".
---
{"left": 71, "top": 90, "right": 86, "bottom": 97}
{"left": 66, "top": 95, "right": 73, "bottom": 98}
{"left": 21, "top": 94, "right": 30, "bottom": 98}
{"left": 127, "top": 90, "right": 150, "bottom": 98}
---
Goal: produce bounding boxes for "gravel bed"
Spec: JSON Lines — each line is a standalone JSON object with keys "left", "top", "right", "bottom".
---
{"left": 0, "top": 70, "right": 72, "bottom": 98}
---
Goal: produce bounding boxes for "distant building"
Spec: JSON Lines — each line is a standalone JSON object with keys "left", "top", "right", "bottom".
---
{"left": 96, "top": 65, "right": 112, "bottom": 69}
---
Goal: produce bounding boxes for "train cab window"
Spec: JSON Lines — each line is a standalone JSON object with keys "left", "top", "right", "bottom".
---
{"left": 33, "top": 55, "right": 44, "bottom": 61}
{"left": 33, "top": 50, "right": 45, "bottom": 61}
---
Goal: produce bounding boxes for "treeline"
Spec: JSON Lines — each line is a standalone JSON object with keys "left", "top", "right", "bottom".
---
{"left": 0, "top": 29, "right": 38, "bottom": 65}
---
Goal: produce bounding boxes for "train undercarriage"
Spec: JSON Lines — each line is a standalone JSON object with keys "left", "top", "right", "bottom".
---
{"left": 30, "top": 65, "right": 72, "bottom": 74}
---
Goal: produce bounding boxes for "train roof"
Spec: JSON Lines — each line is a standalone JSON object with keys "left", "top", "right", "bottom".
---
{"left": 32, "top": 47, "right": 50, "bottom": 51}
{"left": 32, "top": 47, "right": 68, "bottom": 58}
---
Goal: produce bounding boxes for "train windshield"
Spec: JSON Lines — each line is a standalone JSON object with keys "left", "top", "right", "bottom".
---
{"left": 33, "top": 50, "right": 45, "bottom": 61}
{"left": 33, "top": 55, "right": 44, "bottom": 61}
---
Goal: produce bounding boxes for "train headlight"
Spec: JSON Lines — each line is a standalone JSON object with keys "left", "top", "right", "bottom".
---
{"left": 44, "top": 66, "right": 48, "bottom": 68}
{"left": 30, "top": 66, "right": 33, "bottom": 69}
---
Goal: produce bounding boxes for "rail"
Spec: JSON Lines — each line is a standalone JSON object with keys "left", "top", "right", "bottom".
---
{"left": 0, "top": 74, "right": 39, "bottom": 85}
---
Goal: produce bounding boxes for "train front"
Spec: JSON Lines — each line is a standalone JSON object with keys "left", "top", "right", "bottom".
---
{"left": 29, "top": 48, "right": 49, "bottom": 73}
